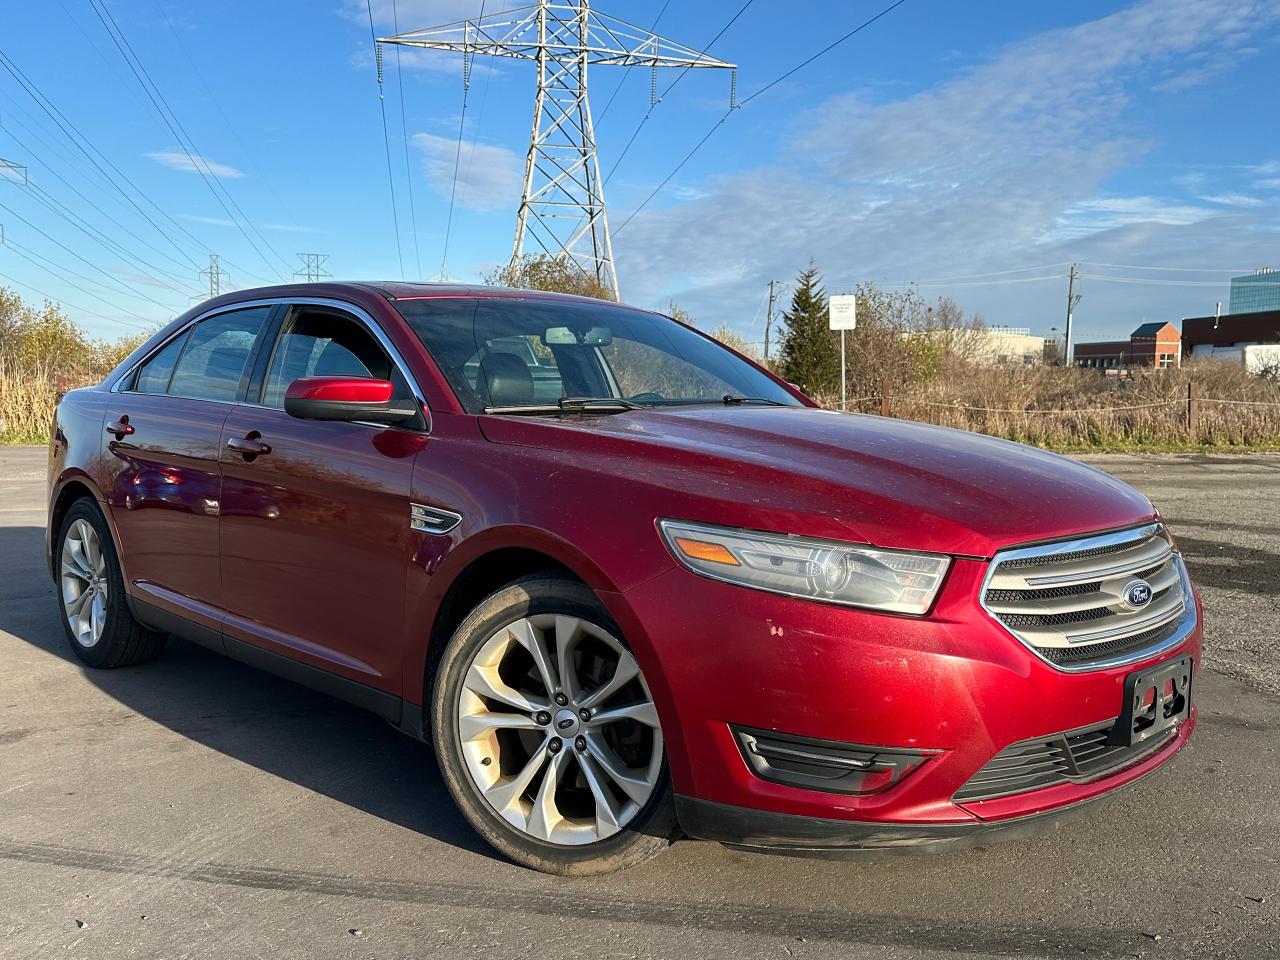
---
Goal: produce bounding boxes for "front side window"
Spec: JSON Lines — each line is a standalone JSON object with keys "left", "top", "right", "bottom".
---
{"left": 261, "top": 309, "right": 397, "bottom": 408}
{"left": 392, "top": 297, "right": 799, "bottom": 414}
{"left": 167, "top": 307, "right": 272, "bottom": 402}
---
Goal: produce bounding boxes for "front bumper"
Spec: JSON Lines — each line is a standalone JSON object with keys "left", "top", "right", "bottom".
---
{"left": 676, "top": 708, "right": 1194, "bottom": 856}
{"left": 607, "top": 557, "right": 1202, "bottom": 845}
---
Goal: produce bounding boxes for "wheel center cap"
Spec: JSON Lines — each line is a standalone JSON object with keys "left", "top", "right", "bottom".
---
{"left": 553, "top": 709, "right": 580, "bottom": 737}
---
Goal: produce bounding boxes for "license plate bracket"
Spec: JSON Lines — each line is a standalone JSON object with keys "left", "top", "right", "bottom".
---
{"left": 1111, "top": 656, "right": 1192, "bottom": 747}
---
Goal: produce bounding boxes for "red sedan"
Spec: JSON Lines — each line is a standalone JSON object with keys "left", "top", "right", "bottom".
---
{"left": 47, "top": 282, "right": 1200, "bottom": 875}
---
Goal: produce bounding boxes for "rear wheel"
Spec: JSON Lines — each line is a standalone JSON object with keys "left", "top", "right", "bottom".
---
{"left": 433, "top": 575, "right": 676, "bottom": 875}
{"left": 55, "top": 499, "right": 165, "bottom": 668}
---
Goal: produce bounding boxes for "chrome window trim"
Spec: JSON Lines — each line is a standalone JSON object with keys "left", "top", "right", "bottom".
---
{"left": 979, "top": 522, "right": 1197, "bottom": 674}
{"left": 109, "top": 297, "right": 429, "bottom": 417}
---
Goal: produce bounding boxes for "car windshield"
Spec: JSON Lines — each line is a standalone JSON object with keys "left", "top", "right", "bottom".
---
{"left": 391, "top": 296, "right": 801, "bottom": 414}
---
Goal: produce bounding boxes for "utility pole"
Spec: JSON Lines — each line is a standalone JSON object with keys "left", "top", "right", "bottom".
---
{"left": 295, "top": 253, "right": 331, "bottom": 283}
{"left": 381, "top": 1, "right": 736, "bottom": 300}
{"left": 1064, "top": 263, "right": 1080, "bottom": 367}
{"left": 764, "top": 280, "right": 780, "bottom": 364}
{"left": 200, "top": 254, "right": 228, "bottom": 299}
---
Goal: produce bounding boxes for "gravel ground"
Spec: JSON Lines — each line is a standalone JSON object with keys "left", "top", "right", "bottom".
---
{"left": 1, "top": 446, "right": 1277, "bottom": 960}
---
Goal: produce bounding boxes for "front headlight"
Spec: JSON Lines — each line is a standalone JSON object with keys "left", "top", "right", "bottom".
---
{"left": 658, "top": 519, "right": 951, "bottom": 615}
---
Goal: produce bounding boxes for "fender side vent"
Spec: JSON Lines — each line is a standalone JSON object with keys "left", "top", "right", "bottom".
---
{"left": 410, "top": 503, "right": 462, "bottom": 535}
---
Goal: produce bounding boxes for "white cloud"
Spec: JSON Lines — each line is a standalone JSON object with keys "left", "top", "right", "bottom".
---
{"left": 1197, "top": 193, "right": 1267, "bottom": 208}
{"left": 611, "top": 0, "right": 1280, "bottom": 338}
{"left": 1047, "top": 197, "right": 1221, "bottom": 241}
{"left": 411, "top": 132, "right": 523, "bottom": 213}
{"left": 147, "top": 150, "right": 243, "bottom": 179}
{"left": 179, "top": 213, "right": 235, "bottom": 227}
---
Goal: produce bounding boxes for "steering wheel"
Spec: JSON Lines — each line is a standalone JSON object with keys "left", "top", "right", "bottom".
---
{"left": 629, "top": 391, "right": 666, "bottom": 403}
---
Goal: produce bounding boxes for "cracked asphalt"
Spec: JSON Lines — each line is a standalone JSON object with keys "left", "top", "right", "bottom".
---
{"left": 1, "top": 445, "right": 1277, "bottom": 959}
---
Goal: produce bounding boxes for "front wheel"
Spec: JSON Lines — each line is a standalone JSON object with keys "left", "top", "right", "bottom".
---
{"left": 432, "top": 575, "right": 676, "bottom": 875}
{"left": 55, "top": 499, "right": 165, "bottom": 669}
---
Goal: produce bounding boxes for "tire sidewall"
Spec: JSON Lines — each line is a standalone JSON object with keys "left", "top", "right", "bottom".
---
{"left": 432, "top": 575, "right": 676, "bottom": 875}
{"left": 56, "top": 500, "right": 129, "bottom": 668}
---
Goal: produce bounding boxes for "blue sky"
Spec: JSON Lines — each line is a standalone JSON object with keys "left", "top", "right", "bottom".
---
{"left": 1, "top": 0, "right": 1278, "bottom": 346}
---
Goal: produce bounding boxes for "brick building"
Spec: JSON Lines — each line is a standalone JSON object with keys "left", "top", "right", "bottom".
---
{"left": 1181, "top": 309, "right": 1280, "bottom": 358}
{"left": 1074, "top": 322, "right": 1181, "bottom": 371}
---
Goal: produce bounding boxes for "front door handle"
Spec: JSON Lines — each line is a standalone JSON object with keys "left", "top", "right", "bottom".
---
{"left": 226, "top": 434, "right": 272, "bottom": 459}
{"left": 106, "top": 416, "right": 134, "bottom": 439}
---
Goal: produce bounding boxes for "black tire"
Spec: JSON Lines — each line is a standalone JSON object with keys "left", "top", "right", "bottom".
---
{"left": 432, "top": 574, "right": 678, "bottom": 876}
{"left": 54, "top": 499, "right": 166, "bottom": 669}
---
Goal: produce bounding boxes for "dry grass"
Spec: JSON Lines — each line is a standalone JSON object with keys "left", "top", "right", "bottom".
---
{"left": 0, "top": 360, "right": 93, "bottom": 445}
{"left": 818, "top": 360, "right": 1280, "bottom": 451}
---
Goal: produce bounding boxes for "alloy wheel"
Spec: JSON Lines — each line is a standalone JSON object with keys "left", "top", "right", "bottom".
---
{"left": 458, "top": 614, "right": 663, "bottom": 846}
{"left": 60, "top": 518, "right": 108, "bottom": 648}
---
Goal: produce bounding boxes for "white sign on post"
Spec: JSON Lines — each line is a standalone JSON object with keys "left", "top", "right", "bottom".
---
{"left": 828, "top": 295, "right": 857, "bottom": 330}
{"left": 829, "top": 295, "right": 856, "bottom": 409}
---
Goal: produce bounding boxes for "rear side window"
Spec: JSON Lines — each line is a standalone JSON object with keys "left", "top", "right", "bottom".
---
{"left": 260, "top": 310, "right": 399, "bottom": 409}
{"left": 167, "top": 307, "right": 271, "bottom": 402}
{"left": 133, "top": 330, "right": 189, "bottom": 394}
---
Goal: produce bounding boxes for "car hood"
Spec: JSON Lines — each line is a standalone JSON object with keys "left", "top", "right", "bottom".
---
{"left": 478, "top": 406, "right": 1156, "bottom": 558}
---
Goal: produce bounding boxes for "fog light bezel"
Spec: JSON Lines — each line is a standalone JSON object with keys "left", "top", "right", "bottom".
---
{"left": 732, "top": 725, "right": 939, "bottom": 797}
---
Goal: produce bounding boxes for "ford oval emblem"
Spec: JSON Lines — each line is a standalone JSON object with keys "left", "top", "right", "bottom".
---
{"left": 1123, "top": 579, "right": 1153, "bottom": 610}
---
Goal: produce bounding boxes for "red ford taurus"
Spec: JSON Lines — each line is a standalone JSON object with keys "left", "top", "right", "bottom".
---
{"left": 47, "top": 282, "right": 1200, "bottom": 874}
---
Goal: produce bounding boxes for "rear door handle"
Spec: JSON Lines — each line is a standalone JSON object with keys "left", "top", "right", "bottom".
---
{"left": 106, "top": 416, "right": 134, "bottom": 439}
{"left": 226, "top": 435, "right": 272, "bottom": 459}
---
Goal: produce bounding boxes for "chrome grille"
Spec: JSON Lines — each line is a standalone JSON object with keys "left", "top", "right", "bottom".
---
{"left": 981, "top": 523, "right": 1194, "bottom": 672}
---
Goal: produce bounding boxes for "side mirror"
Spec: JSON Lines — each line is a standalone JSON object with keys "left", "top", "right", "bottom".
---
{"left": 284, "top": 377, "right": 419, "bottom": 424}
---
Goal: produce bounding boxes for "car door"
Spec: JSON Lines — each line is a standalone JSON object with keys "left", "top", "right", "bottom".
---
{"left": 103, "top": 305, "right": 276, "bottom": 633}
{"left": 217, "top": 302, "right": 428, "bottom": 693}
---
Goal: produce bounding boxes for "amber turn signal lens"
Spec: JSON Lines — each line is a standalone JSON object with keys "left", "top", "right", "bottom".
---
{"left": 673, "top": 537, "right": 740, "bottom": 566}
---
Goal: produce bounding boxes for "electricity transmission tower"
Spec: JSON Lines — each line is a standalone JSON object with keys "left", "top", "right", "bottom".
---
{"left": 0, "top": 157, "right": 27, "bottom": 185}
{"left": 381, "top": 1, "right": 735, "bottom": 298}
{"left": 200, "top": 254, "right": 228, "bottom": 299}
{"left": 295, "top": 253, "right": 331, "bottom": 282}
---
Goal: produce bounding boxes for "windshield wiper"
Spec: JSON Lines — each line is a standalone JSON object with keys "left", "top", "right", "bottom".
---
{"left": 484, "top": 396, "right": 643, "bottom": 416}
{"left": 721, "top": 394, "right": 786, "bottom": 406}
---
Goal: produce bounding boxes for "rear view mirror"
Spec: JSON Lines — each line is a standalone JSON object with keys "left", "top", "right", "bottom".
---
{"left": 542, "top": 326, "right": 613, "bottom": 347}
{"left": 284, "top": 377, "right": 418, "bottom": 424}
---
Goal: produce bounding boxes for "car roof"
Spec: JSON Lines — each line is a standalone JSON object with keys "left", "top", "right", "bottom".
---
{"left": 216, "top": 280, "right": 641, "bottom": 309}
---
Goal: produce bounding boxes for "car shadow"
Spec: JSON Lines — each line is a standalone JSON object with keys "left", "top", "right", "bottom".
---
{"left": 0, "top": 524, "right": 499, "bottom": 863}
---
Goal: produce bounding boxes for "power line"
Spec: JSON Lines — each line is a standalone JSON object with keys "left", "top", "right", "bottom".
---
{"left": 595, "top": 0, "right": 673, "bottom": 126}
{"left": 440, "top": 0, "right": 486, "bottom": 280}
{"left": 603, "top": 0, "right": 754, "bottom": 186}
{"left": 1079, "top": 274, "right": 1271, "bottom": 287}
{"left": 383, "top": 3, "right": 736, "bottom": 298}
{"left": 389, "top": 0, "right": 423, "bottom": 279}
{"left": 2, "top": 237, "right": 160, "bottom": 325}
{"left": 1077, "top": 261, "right": 1257, "bottom": 274}
{"left": 85, "top": 0, "right": 291, "bottom": 277}
{"left": 368, "top": 1, "right": 407, "bottom": 281}
{"left": 0, "top": 49, "right": 204, "bottom": 271}
{"left": 890, "top": 274, "right": 1065, "bottom": 287}
{"left": 0, "top": 200, "right": 187, "bottom": 311}
{"left": 19, "top": 179, "right": 198, "bottom": 300}
{"left": 0, "top": 265, "right": 151, "bottom": 330}
{"left": 0, "top": 48, "right": 274, "bottom": 288}
{"left": 614, "top": 0, "right": 910, "bottom": 236}
{"left": 3, "top": 119, "right": 203, "bottom": 284}
{"left": 740, "top": 0, "right": 908, "bottom": 108}
{"left": 457, "top": 1, "right": 508, "bottom": 214}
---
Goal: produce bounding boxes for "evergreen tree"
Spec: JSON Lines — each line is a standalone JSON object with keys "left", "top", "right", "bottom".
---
{"left": 778, "top": 264, "right": 839, "bottom": 394}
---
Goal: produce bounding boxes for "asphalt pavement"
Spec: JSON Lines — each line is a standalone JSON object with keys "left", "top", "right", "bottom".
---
{"left": 1, "top": 445, "right": 1277, "bottom": 960}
